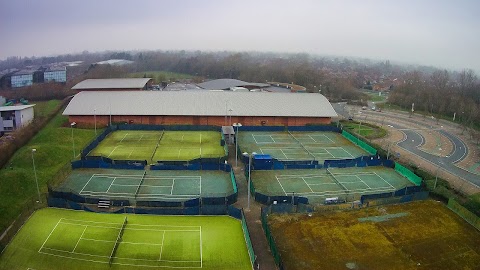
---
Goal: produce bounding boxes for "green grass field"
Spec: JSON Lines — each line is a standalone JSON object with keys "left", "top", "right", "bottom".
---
{"left": 0, "top": 208, "right": 252, "bottom": 270}
{"left": 0, "top": 108, "right": 98, "bottom": 233}
{"left": 252, "top": 167, "right": 413, "bottom": 203}
{"left": 268, "top": 200, "right": 480, "bottom": 270}
{"left": 57, "top": 168, "right": 235, "bottom": 201}
{"left": 238, "top": 131, "right": 368, "bottom": 162}
{"left": 88, "top": 130, "right": 225, "bottom": 163}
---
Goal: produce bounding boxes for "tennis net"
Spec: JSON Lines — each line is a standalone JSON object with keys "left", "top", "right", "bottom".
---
{"left": 326, "top": 168, "right": 348, "bottom": 191}
{"left": 134, "top": 171, "right": 147, "bottom": 198}
{"left": 109, "top": 216, "right": 128, "bottom": 265}
{"left": 150, "top": 131, "right": 164, "bottom": 161}
{"left": 288, "top": 130, "right": 315, "bottom": 160}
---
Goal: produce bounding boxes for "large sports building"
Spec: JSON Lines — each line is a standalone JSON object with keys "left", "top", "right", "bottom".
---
{"left": 63, "top": 91, "right": 337, "bottom": 126}
{"left": 71, "top": 78, "right": 152, "bottom": 91}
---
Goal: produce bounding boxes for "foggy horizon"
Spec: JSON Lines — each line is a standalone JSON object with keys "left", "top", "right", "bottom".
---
{"left": 1, "top": 0, "right": 479, "bottom": 73}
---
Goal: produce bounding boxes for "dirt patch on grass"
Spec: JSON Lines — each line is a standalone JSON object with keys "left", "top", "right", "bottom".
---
{"left": 268, "top": 200, "right": 480, "bottom": 270}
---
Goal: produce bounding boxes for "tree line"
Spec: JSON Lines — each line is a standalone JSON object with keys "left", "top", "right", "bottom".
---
{"left": 388, "top": 69, "right": 480, "bottom": 131}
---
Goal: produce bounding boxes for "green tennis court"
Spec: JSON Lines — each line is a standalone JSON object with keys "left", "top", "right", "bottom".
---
{"left": 88, "top": 130, "right": 226, "bottom": 163}
{"left": 238, "top": 131, "right": 368, "bottom": 162}
{"left": 0, "top": 208, "right": 252, "bottom": 270}
{"left": 57, "top": 168, "right": 235, "bottom": 201}
{"left": 252, "top": 166, "right": 414, "bottom": 204}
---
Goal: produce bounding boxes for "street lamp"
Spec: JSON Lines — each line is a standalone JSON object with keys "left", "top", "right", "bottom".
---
{"left": 232, "top": 123, "right": 242, "bottom": 167}
{"left": 71, "top": 122, "right": 76, "bottom": 159}
{"left": 31, "top": 149, "right": 41, "bottom": 203}
{"left": 243, "top": 151, "right": 257, "bottom": 210}
{"left": 94, "top": 109, "right": 97, "bottom": 135}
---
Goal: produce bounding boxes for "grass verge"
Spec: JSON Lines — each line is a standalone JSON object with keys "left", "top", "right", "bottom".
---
{"left": 0, "top": 112, "right": 98, "bottom": 233}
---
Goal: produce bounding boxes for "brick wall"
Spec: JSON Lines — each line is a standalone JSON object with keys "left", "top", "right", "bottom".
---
{"left": 69, "top": 115, "right": 331, "bottom": 127}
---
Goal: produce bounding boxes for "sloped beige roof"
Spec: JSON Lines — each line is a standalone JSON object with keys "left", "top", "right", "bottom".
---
{"left": 63, "top": 91, "right": 337, "bottom": 117}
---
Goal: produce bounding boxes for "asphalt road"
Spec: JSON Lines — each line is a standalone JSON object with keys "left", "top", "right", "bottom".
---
{"left": 333, "top": 102, "right": 479, "bottom": 188}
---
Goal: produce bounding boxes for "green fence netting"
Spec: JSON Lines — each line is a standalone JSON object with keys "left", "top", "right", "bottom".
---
{"left": 394, "top": 162, "right": 422, "bottom": 186}
{"left": 341, "top": 130, "right": 377, "bottom": 155}
{"left": 448, "top": 199, "right": 480, "bottom": 231}
{"left": 261, "top": 209, "right": 283, "bottom": 267}
{"left": 230, "top": 171, "right": 237, "bottom": 193}
{"left": 241, "top": 210, "right": 255, "bottom": 267}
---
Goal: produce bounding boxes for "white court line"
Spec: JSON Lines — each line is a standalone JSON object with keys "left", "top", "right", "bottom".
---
{"left": 119, "top": 133, "right": 128, "bottom": 143}
{"left": 107, "top": 146, "right": 118, "bottom": 158}
{"left": 158, "top": 231, "right": 166, "bottom": 261}
{"left": 200, "top": 226, "right": 203, "bottom": 268}
{"left": 128, "top": 149, "right": 134, "bottom": 158}
{"left": 279, "top": 149, "right": 288, "bottom": 159}
{"left": 79, "top": 175, "right": 95, "bottom": 193}
{"left": 138, "top": 134, "right": 144, "bottom": 142}
{"left": 60, "top": 219, "right": 201, "bottom": 228}
{"left": 170, "top": 179, "right": 175, "bottom": 195}
{"left": 39, "top": 219, "right": 63, "bottom": 252}
{"left": 72, "top": 226, "right": 88, "bottom": 252}
{"left": 374, "top": 172, "right": 396, "bottom": 189}
{"left": 106, "top": 177, "right": 116, "bottom": 193}
{"left": 301, "top": 177, "right": 315, "bottom": 193}
{"left": 274, "top": 176, "right": 288, "bottom": 195}
{"left": 342, "top": 148, "right": 355, "bottom": 158}
{"left": 356, "top": 175, "right": 372, "bottom": 189}
{"left": 323, "top": 148, "right": 335, "bottom": 158}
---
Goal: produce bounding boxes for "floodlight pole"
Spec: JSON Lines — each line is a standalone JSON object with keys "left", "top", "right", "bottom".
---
{"left": 31, "top": 149, "right": 41, "bottom": 203}
{"left": 94, "top": 109, "right": 97, "bottom": 135}
{"left": 246, "top": 151, "right": 256, "bottom": 211}
{"left": 233, "top": 123, "right": 242, "bottom": 167}
{"left": 248, "top": 153, "right": 252, "bottom": 210}
{"left": 71, "top": 122, "right": 76, "bottom": 159}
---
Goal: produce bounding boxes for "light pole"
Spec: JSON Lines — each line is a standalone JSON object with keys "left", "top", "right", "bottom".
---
{"left": 233, "top": 123, "right": 242, "bottom": 167}
{"left": 244, "top": 151, "right": 257, "bottom": 211}
{"left": 94, "top": 109, "right": 97, "bottom": 135}
{"left": 31, "top": 149, "right": 41, "bottom": 203}
{"left": 228, "top": 109, "right": 233, "bottom": 126}
{"left": 71, "top": 122, "right": 76, "bottom": 159}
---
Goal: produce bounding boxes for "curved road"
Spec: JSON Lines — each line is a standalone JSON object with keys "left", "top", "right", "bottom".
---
{"left": 333, "top": 103, "right": 479, "bottom": 188}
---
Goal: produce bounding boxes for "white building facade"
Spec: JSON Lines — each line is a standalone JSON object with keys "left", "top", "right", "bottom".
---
{"left": 0, "top": 105, "right": 35, "bottom": 132}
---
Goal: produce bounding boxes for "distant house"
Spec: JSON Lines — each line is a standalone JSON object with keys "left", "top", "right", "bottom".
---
{"left": 44, "top": 67, "right": 67, "bottom": 83}
{"left": 0, "top": 104, "right": 35, "bottom": 132}
{"left": 11, "top": 70, "right": 34, "bottom": 88}
{"left": 72, "top": 78, "right": 153, "bottom": 91}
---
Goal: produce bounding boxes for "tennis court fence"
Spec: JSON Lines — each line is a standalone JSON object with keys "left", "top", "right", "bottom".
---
{"left": 447, "top": 198, "right": 480, "bottom": 231}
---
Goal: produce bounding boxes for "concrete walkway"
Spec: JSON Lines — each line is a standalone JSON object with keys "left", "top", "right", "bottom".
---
{"left": 229, "top": 145, "right": 277, "bottom": 270}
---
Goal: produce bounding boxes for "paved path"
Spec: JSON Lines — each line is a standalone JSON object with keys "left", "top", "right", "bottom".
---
{"left": 333, "top": 103, "right": 480, "bottom": 192}
{"left": 228, "top": 146, "right": 277, "bottom": 270}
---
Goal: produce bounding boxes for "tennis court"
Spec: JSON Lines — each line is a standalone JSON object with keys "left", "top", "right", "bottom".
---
{"left": 252, "top": 166, "right": 414, "bottom": 204}
{"left": 88, "top": 130, "right": 225, "bottom": 163}
{"left": 0, "top": 208, "right": 252, "bottom": 270}
{"left": 238, "top": 131, "right": 368, "bottom": 162}
{"left": 58, "top": 168, "right": 235, "bottom": 201}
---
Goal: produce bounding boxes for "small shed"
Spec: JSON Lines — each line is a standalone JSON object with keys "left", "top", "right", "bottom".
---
{"left": 222, "top": 126, "right": 235, "bottom": 145}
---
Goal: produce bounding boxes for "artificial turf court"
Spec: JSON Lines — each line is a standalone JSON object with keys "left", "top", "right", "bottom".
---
{"left": 267, "top": 200, "right": 480, "bottom": 270}
{"left": 252, "top": 167, "right": 413, "bottom": 204}
{"left": 88, "top": 130, "right": 225, "bottom": 163}
{"left": 57, "top": 168, "right": 234, "bottom": 201}
{"left": 0, "top": 208, "right": 252, "bottom": 270}
{"left": 238, "top": 131, "right": 368, "bottom": 162}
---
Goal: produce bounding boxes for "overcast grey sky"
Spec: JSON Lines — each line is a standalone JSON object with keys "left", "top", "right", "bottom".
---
{"left": 1, "top": 0, "right": 479, "bottom": 72}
